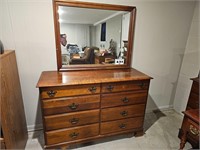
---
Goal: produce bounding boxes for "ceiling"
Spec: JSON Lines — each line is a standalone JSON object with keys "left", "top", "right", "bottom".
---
{"left": 58, "top": 6, "right": 127, "bottom": 25}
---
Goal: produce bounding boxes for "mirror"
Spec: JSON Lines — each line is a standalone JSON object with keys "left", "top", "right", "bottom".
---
{"left": 53, "top": 0, "right": 136, "bottom": 71}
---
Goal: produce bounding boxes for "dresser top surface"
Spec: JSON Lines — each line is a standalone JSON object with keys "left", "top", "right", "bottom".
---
{"left": 37, "top": 68, "right": 152, "bottom": 88}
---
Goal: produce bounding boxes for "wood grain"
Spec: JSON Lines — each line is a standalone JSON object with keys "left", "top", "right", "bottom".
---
{"left": 46, "top": 123, "right": 99, "bottom": 145}
{"left": 44, "top": 109, "right": 99, "bottom": 130}
{"left": 101, "top": 104, "right": 145, "bottom": 122}
{"left": 0, "top": 50, "right": 28, "bottom": 149}
{"left": 101, "top": 91, "right": 148, "bottom": 108}
{"left": 42, "top": 95, "right": 100, "bottom": 115}
{"left": 37, "top": 68, "right": 152, "bottom": 88}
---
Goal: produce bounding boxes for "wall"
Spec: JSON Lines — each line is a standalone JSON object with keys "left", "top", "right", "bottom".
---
{"left": 173, "top": 1, "right": 200, "bottom": 113}
{"left": 94, "top": 14, "right": 122, "bottom": 55}
{"left": 0, "top": 0, "right": 195, "bottom": 130}
{"left": 60, "top": 23, "right": 90, "bottom": 49}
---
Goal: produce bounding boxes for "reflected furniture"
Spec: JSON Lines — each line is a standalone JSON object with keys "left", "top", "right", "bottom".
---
{"left": 37, "top": 69, "right": 152, "bottom": 149}
{"left": 179, "top": 109, "right": 199, "bottom": 149}
{"left": 69, "top": 47, "right": 95, "bottom": 64}
{"left": 95, "top": 54, "right": 116, "bottom": 64}
{"left": 0, "top": 50, "right": 28, "bottom": 149}
{"left": 178, "top": 77, "right": 199, "bottom": 149}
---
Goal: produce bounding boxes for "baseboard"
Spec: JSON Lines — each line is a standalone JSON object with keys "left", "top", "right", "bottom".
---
{"left": 27, "top": 123, "right": 43, "bottom": 132}
{"left": 27, "top": 105, "right": 174, "bottom": 132}
{"left": 145, "top": 105, "right": 174, "bottom": 113}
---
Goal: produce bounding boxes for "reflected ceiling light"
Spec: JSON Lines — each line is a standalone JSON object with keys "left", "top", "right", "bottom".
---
{"left": 58, "top": 9, "right": 64, "bottom": 15}
{"left": 58, "top": 19, "right": 63, "bottom": 23}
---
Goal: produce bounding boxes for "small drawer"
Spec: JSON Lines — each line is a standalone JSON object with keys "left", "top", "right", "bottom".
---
{"left": 101, "top": 81, "right": 149, "bottom": 93}
{"left": 101, "top": 117, "right": 143, "bottom": 135}
{"left": 46, "top": 123, "right": 99, "bottom": 145}
{"left": 101, "top": 91, "right": 148, "bottom": 108}
{"left": 101, "top": 104, "right": 145, "bottom": 121}
{"left": 187, "top": 119, "right": 199, "bottom": 141}
{"left": 42, "top": 95, "right": 100, "bottom": 115}
{"left": 44, "top": 110, "right": 99, "bottom": 131}
{"left": 40, "top": 84, "right": 100, "bottom": 99}
{"left": 0, "top": 138, "right": 5, "bottom": 149}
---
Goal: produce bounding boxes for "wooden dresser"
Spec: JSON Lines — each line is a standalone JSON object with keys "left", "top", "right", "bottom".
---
{"left": 0, "top": 50, "right": 28, "bottom": 149}
{"left": 178, "top": 77, "right": 199, "bottom": 149}
{"left": 37, "top": 69, "right": 152, "bottom": 149}
{"left": 179, "top": 109, "right": 199, "bottom": 149}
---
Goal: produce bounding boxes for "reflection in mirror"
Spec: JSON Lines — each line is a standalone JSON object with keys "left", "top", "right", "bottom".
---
{"left": 58, "top": 6, "right": 130, "bottom": 66}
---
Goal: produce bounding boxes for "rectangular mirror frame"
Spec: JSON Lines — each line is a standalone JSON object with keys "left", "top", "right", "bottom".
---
{"left": 53, "top": 0, "right": 136, "bottom": 71}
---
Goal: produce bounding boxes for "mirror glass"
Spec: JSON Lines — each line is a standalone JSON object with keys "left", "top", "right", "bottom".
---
{"left": 58, "top": 6, "right": 130, "bottom": 66}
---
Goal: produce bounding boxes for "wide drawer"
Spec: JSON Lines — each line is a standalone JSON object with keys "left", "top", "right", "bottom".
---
{"left": 46, "top": 123, "right": 99, "bottom": 145}
{"left": 40, "top": 84, "right": 100, "bottom": 99}
{"left": 44, "top": 110, "right": 99, "bottom": 131}
{"left": 42, "top": 95, "right": 100, "bottom": 115}
{"left": 101, "top": 104, "right": 145, "bottom": 121}
{"left": 101, "top": 117, "right": 143, "bottom": 135}
{"left": 101, "top": 91, "right": 147, "bottom": 108}
{"left": 102, "top": 80, "right": 149, "bottom": 93}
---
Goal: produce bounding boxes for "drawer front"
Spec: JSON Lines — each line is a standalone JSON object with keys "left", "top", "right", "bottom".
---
{"left": 42, "top": 95, "right": 100, "bottom": 115}
{"left": 44, "top": 110, "right": 99, "bottom": 131}
{"left": 101, "top": 91, "right": 147, "bottom": 108}
{"left": 101, "top": 117, "right": 143, "bottom": 135}
{"left": 102, "top": 81, "right": 149, "bottom": 93}
{"left": 186, "top": 119, "right": 199, "bottom": 141}
{"left": 46, "top": 123, "right": 99, "bottom": 145}
{"left": 187, "top": 92, "right": 199, "bottom": 109}
{"left": 41, "top": 84, "right": 100, "bottom": 99}
{"left": 101, "top": 104, "right": 145, "bottom": 121}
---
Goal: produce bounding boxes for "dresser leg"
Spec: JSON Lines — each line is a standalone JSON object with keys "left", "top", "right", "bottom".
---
{"left": 179, "top": 131, "right": 187, "bottom": 149}
{"left": 134, "top": 130, "right": 144, "bottom": 137}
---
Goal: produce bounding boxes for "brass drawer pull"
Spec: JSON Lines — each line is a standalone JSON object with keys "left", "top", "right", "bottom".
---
{"left": 189, "top": 125, "right": 199, "bottom": 136}
{"left": 68, "top": 103, "right": 79, "bottom": 110}
{"left": 107, "top": 85, "right": 114, "bottom": 91}
{"left": 69, "top": 132, "right": 79, "bottom": 138}
{"left": 122, "top": 97, "right": 129, "bottom": 103}
{"left": 119, "top": 123, "right": 126, "bottom": 129}
{"left": 69, "top": 118, "right": 79, "bottom": 125}
{"left": 47, "top": 90, "right": 57, "bottom": 97}
{"left": 120, "top": 111, "right": 128, "bottom": 117}
{"left": 89, "top": 86, "right": 97, "bottom": 93}
{"left": 139, "top": 83, "right": 145, "bottom": 89}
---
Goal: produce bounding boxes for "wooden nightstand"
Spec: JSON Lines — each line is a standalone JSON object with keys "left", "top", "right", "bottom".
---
{"left": 179, "top": 109, "right": 199, "bottom": 149}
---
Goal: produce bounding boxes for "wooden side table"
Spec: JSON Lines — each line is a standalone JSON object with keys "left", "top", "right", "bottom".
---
{"left": 179, "top": 109, "right": 199, "bottom": 149}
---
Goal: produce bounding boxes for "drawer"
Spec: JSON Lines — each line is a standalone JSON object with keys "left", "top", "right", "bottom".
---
{"left": 44, "top": 110, "right": 99, "bottom": 131}
{"left": 102, "top": 81, "right": 149, "bottom": 93}
{"left": 42, "top": 95, "right": 100, "bottom": 115}
{"left": 186, "top": 118, "right": 199, "bottom": 141}
{"left": 101, "top": 117, "right": 143, "bottom": 135}
{"left": 46, "top": 123, "right": 99, "bottom": 145}
{"left": 101, "top": 104, "right": 145, "bottom": 121}
{"left": 40, "top": 84, "right": 100, "bottom": 99}
{"left": 101, "top": 91, "right": 147, "bottom": 108}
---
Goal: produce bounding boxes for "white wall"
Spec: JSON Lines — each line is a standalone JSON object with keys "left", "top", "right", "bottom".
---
{"left": 60, "top": 23, "right": 90, "bottom": 48}
{"left": 173, "top": 1, "right": 200, "bottom": 114}
{"left": 1, "top": 0, "right": 196, "bottom": 130}
{"left": 94, "top": 15, "right": 122, "bottom": 55}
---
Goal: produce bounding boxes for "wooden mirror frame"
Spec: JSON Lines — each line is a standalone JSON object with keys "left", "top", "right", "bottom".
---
{"left": 53, "top": 0, "right": 136, "bottom": 71}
